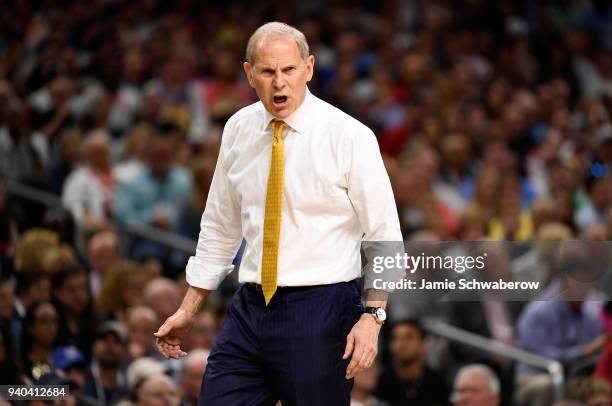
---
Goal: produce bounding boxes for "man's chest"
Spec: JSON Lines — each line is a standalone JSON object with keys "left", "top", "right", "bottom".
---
{"left": 225, "top": 132, "right": 350, "bottom": 213}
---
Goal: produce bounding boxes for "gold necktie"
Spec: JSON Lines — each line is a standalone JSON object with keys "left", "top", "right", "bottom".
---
{"left": 261, "top": 120, "right": 285, "bottom": 305}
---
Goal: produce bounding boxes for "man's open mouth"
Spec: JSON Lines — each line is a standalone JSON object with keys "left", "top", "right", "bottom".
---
{"left": 273, "top": 96, "right": 288, "bottom": 105}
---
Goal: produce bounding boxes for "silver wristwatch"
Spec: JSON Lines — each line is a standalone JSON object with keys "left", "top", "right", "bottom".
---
{"left": 364, "top": 307, "right": 386, "bottom": 324}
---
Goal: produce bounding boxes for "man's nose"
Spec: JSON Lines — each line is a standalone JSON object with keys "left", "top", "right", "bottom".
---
{"left": 272, "top": 72, "right": 286, "bottom": 88}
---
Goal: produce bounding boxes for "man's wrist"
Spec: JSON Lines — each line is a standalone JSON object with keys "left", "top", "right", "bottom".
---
{"left": 179, "top": 286, "right": 210, "bottom": 317}
{"left": 361, "top": 313, "right": 384, "bottom": 327}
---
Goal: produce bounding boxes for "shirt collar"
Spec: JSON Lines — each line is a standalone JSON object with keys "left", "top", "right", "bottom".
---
{"left": 262, "top": 87, "right": 314, "bottom": 134}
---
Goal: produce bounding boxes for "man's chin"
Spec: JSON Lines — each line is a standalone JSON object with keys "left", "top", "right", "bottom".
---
{"left": 268, "top": 105, "right": 293, "bottom": 119}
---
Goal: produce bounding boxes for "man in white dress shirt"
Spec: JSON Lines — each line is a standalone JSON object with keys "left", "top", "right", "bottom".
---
{"left": 155, "top": 21, "right": 402, "bottom": 405}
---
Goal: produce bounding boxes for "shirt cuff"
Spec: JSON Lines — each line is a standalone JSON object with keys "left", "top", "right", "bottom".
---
{"left": 185, "top": 256, "right": 234, "bottom": 290}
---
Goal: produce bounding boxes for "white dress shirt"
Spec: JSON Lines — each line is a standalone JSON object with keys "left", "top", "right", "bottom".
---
{"left": 186, "top": 89, "right": 401, "bottom": 289}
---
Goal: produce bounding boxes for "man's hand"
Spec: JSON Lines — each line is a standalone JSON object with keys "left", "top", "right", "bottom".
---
{"left": 154, "top": 308, "right": 194, "bottom": 359}
{"left": 343, "top": 314, "right": 382, "bottom": 379}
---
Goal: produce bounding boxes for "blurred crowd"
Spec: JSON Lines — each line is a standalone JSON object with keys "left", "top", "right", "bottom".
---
{"left": 1, "top": 0, "right": 612, "bottom": 405}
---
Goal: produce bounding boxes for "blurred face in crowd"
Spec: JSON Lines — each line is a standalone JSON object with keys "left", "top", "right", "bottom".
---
{"left": 55, "top": 272, "right": 89, "bottom": 315}
{"left": 123, "top": 271, "right": 151, "bottom": 308}
{"left": 389, "top": 323, "right": 425, "bottom": 365}
{"left": 29, "top": 302, "right": 58, "bottom": 348}
{"left": 137, "top": 374, "right": 181, "bottom": 406}
{"left": 144, "top": 278, "right": 181, "bottom": 321}
{"left": 452, "top": 369, "right": 500, "bottom": 406}
{"left": 149, "top": 135, "right": 174, "bottom": 177}
{"left": 243, "top": 35, "right": 314, "bottom": 119}
{"left": 23, "top": 275, "right": 51, "bottom": 307}
{"left": 88, "top": 231, "right": 120, "bottom": 274}
{"left": 94, "top": 333, "right": 127, "bottom": 368}
{"left": 85, "top": 134, "right": 111, "bottom": 172}
{"left": 126, "top": 306, "right": 157, "bottom": 358}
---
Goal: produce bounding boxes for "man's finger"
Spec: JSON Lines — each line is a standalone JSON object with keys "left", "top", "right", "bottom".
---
{"left": 359, "top": 347, "right": 376, "bottom": 366}
{"left": 346, "top": 346, "right": 364, "bottom": 378}
{"left": 342, "top": 335, "right": 355, "bottom": 359}
{"left": 154, "top": 322, "right": 171, "bottom": 337}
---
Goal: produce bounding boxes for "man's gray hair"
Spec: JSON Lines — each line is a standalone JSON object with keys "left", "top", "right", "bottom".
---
{"left": 246, "top": 22, "right": 309, "bottom": 64}
{"left": 457, "top": 364, "right": 500, "bottom": 395}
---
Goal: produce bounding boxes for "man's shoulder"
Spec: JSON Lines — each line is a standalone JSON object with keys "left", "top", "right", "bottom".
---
{"left": 225, "top": 101, "right": 264, "bottom": 128}
{"left": 310, "top": 94, "right": 376, "bottom": 143}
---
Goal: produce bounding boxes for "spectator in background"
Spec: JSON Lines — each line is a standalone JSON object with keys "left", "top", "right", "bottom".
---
{"left": 15, "top": 228, "right": 59, "bottom": 273}
{"left": 28, "top": 75, "right": 78, "bottom": 140}
{"left": 516, "top": 243, "right": 607, "bottom": 406}
{"left": 114, "top": 129, "right": 192, "bottom": 261}
{"left": 377, "top": 319, "right": 450, "bottom": 406}
{"left": 143, "top": 50, "right": 210, "bottom": 144}
{"left": 0, "top": 101, "right": 49, "bottom": 185}
{"left": 51, "top": 266, "right": 96, "bottom": 359}
{"left": 12, "top": 270, "right": 51, "bottom": 352}
{"left": 201, "top": 48, "right": 256, "bottom": 125}
{"left": 83, "top": 321, "right": 129, "bottom": 405}
{"left": 123, "top": 357, "right": 169, "bottom": 405}
{"left": 62, "top": 129, "right": 115, "bottom": 232}
{"left": 107, "top": 47, "right": 148, "bottom": 138}
{"left": 87, "top": 230, "right": 122, "bottom": 298}
{"left": 135, "top": 372, "right": 181, "bottom": 406}
{"left": 51, "top": 345, "right": 88, "bottom": 390}
{"left": 575, "top": 177, "right": 612, "bottom": 232}
{"left": 451, "top": 364, "right": 501, "bottom": 406}
{"left": 180, "top": 349, "right": 209, "bottom": 406}
{"left": 113, "top": 123, "right": 152, "bottom": 185}
{"left": 97, "top": 261, "right": 156, "bottom": 321}
{"left": 351, "top": 364, "right": 390, "bottom": 406}
{"left": 20, "top": 301, "right": 59, "bottom": 382}
{"left": 143, "top": 278, "right": 182, "bottom": 326}
{"left": 48, "top": 126, "right": 82, "bottom": 195}
{"left": 125, "top": 305, "right": 158, "bottom": 359}
{"left": 512, "top": 222, "right": 573, "bottom": 287}
{"left": 177, "top": 154, "right": 216, "bottom": 241}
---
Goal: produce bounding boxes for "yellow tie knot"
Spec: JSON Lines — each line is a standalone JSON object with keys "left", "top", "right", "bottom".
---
{"left": 272, "top": 120, "right": 285, "bottom": 142}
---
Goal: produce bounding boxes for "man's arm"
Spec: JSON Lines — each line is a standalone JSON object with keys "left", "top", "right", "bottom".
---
{"left": 155, "top": 125, "right": 243, "bottom": 358}
{"left": 343, "top": 126, "right": 402, "bottom": 378}
{"left": 155, "top": 286, "right": 210, "bottom": 358}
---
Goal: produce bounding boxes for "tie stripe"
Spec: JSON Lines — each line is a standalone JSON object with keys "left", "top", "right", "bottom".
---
{"left": 261, "top": 120, "right": 285, "bottom": 305}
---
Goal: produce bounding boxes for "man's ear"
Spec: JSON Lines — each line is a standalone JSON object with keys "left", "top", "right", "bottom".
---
{"left": 306, "top": 55, "right": 315, "bottom": 82}
{"left": 243, "top": 62, "right": 255, "bottom": 88}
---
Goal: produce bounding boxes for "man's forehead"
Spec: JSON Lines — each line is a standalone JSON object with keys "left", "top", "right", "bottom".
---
{"left": 252, "top": 36, "right": 302, "bottom": 63}
{"left": 457, "top": 371, "right": 488, "bottom": 386}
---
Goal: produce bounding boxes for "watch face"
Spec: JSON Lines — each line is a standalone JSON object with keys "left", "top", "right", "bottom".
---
{"left": 376, "top": 308, "right": 387, "bottom": 321}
